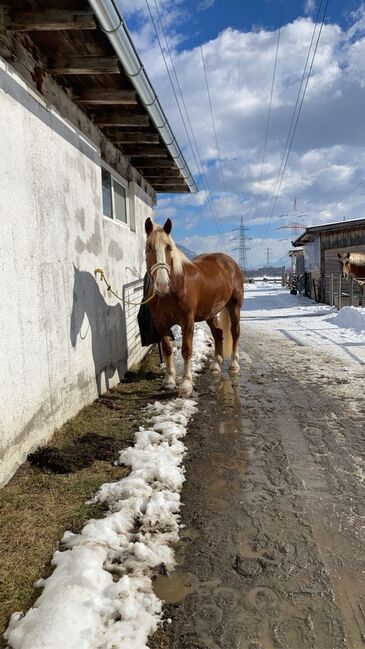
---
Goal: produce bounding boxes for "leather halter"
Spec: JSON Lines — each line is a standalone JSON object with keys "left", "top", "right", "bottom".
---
{"left": 149, "top": 261, "right": 171, "bottom": 277}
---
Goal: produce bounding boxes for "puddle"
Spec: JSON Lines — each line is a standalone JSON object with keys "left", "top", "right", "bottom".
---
{"left": 180, "top": 526, "right": 201, "bottom": 541}
{"left": 153, "top": 569, "right": 200, "bottom": 603}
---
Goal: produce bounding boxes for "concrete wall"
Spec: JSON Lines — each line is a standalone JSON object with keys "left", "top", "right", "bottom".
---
{"left": 0, "top": 57, "right": 153, "bottom": 485}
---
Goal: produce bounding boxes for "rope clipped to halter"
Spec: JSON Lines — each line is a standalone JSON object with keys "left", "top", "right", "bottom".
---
{"left": 94, "top": 268, "right": 155, "bottom": 306}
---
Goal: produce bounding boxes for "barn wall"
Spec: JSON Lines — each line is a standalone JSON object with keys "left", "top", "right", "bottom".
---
{"left": 0, "top": 59, "right": 153, "bottom": 485}
{"left": 320, "top": 229, "right": 365, "bottom": 302}
{"left": 323, "top": 245, "right": 365, "bottom": 305}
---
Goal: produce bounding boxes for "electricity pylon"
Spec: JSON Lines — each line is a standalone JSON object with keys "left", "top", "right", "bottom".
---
{"left": 231, "top": 218, "right": 251, "bottom": 274}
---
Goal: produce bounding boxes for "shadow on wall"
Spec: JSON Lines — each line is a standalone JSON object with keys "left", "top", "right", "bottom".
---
{"left": 70, "top": 266, "right": 127, "bottom": 395}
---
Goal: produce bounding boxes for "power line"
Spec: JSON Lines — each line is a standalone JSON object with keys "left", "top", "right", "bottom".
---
{"left": 145, "top": 1, "right": 198, "bottom": 177}
{"left": 253, "top": 0, "right": 285, "bottom": 220}
{"left": 262, "top": 0, "right": 330, "bottom": 239}
{"left": 193, "top": 0, "right": 227, "bottom": 195}
{"left": 145, "top": 0, "right": 227, "bottom": 242}
{"left": 150, "top": 0, "right": 224, "bottom": 236}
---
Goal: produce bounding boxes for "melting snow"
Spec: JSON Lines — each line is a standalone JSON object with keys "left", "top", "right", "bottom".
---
{"left": 4, "top": 326, "right": 211, "bottom": 649}
{"left": 242, "top": 283, "right": 365, "bottom": 366}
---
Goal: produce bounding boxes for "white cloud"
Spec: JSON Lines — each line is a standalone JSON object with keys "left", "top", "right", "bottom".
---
{"left": 304, "top": 0, "right": 316, "bottom": 16}
{"left": 120, "top": 3, "right": 365, "bottom": 264}
{"left": 197, "top": 0, "right": 214, "bottom": 10}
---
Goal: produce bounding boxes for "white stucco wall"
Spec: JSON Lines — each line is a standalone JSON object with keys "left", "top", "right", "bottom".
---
{"left": 0, "top": 59, "right": 153, "bottom": 485}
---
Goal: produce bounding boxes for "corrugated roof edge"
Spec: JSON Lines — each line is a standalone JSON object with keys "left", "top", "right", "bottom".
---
{"left": 87, "top": 0, "right": 198, "bottom": 193}
{"left": 292, "top": 217, "right": 365, "bottom": 247}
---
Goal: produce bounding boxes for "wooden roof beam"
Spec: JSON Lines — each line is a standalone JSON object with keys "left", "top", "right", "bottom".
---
{"left": 75, "top": 88, "right": 138, "bottom": 105}
{"left": 144, "top": 172, "right": 185, "bottom": 179}
{"left": 149, "top": 178, "right": 187, "bottom": 186}
{"left": 153, "top": 185, "right": 189, "bottom": 193}
{"left": 106, "top": 131, "right": 159, "bottom": 144}
{"left": 48, "top": 55, "right": 120, "bottom": 75}
{"left": 128, "top": 145, "right": 169, "bottom": 158}
{"left": 95, "top": 114, "right": 150, "bottom": 127}
{"left": 6, "top": 10, "right": 96, "bottom": 31}
{"left": 135, "top": 160, "right": 178, "bottom": 169}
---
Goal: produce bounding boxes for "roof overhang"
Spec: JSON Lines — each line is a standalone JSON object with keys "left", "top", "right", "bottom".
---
{"left": 292, "top": 217, "right": 365, "bottom": 247}
{"left": 1, "top": 0, "right": 197, "bottom": 194}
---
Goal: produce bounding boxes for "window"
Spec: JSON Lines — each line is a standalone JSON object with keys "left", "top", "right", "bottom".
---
{"left": 113, "top": 179, "right": 127, "bottom": 224}
{"left": 101, "top": 168, "right": 112, "bottom": 219}
{"left": 101, "top": 166, "right": 128, "bottom": 226}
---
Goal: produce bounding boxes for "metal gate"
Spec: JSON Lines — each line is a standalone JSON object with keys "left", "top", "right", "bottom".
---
{"left": 123, "top": 278, "right": 147, "bottom": 369}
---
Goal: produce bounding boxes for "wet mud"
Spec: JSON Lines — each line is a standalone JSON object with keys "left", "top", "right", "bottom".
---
{"left": 28, "top": 432, "right": 122, "bottom": 473}
{"left": 151, "top": 328, "right": 365, "bottom": 649}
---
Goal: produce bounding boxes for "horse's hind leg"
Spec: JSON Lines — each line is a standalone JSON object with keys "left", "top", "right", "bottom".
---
{"left": 161, "top": 335, "right": 176, "bottom": 390}
{"left": 207, "top": 316, "right": 223, "bottom": 374}
{"left": 226, "top": 302, "right": 241, "bottom": 373}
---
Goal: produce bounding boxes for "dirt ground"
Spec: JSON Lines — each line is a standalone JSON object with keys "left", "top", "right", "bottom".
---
{"left": 0, "top": 351, "right": 164, "bottom": 648}
{"left": 2, "top": 325, "right": 365, "bottom": 649}
{"left": 150, "top": 327, "right": 365, "bottom": 649}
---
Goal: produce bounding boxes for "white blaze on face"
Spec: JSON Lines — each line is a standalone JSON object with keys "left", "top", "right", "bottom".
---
{"left": 154, "top": 241, "right": 170, "bottom": 294}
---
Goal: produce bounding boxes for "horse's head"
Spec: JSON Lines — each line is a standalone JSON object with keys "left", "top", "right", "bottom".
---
{"left": 337, "top": 251, "right": 351, "bottom": 279}
{"left": 145, "top": 217, "right": 174, "bottom": 296}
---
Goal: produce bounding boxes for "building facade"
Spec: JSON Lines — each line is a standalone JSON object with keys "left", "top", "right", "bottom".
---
{"left": 292, "top": 218, "right": 365, "bottom": 304}
{"left": 0, "top": 0, "right": 195, "bottom": 484}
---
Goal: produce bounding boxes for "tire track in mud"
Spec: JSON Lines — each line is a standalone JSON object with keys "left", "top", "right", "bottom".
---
{"left": 150, "top": 328, "right": 365, "bottom": 649}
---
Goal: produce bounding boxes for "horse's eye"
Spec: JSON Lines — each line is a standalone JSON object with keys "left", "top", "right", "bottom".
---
{"left": 166, "top": 245, "right": 172, "bottom": 252}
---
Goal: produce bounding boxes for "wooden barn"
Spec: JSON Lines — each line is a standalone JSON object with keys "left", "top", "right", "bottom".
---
{"left": 292, "top": 218, "right": 365, "bottom": 305}
{"left": 0, "top": 0, "right": 196, "bottom": 484}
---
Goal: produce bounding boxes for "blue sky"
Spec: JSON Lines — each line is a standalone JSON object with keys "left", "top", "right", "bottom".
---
{"left": 120, "top": 0, "right": 365, "bottom": 267}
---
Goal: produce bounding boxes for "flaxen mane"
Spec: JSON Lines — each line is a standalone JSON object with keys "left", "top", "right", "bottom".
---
{"left": 349, "top": 253, "right": 365, "bottom": 266}
{"left": 149, "top": 226, "right": 192, "bottom": 276}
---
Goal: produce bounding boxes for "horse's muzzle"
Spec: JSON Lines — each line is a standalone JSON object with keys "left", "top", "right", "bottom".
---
{"left": 154, "top": 282, "right": 170, "bottom": 296}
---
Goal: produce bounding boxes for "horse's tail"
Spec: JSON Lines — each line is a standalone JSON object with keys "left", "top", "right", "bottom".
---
{"left": 220, "top": 307, "right": 233, "bottom": 360}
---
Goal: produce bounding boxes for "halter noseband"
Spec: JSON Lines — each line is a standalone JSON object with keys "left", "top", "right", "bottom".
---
{"left": 149, "top": 261, "right": 171, "bottom": 277}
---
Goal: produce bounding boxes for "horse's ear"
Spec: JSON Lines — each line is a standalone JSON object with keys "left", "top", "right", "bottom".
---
{"left": 163, "top": 218, "right": 172, "bottom": 235}
{"left": 337, "top": 253, "right": 342, "bottom": 260}
{"left": 346, "top": 251, "right": 351, "bottom": 259}
{"left": 145, "top": 217, "right": 153, "bottom": 236}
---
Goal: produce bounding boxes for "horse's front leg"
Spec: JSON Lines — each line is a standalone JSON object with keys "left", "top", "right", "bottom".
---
{"left": 161, "top": 335, "right": 176, "bottom": 390}
{"left": 179, "top": 319, "right": 194, "bottom": 398}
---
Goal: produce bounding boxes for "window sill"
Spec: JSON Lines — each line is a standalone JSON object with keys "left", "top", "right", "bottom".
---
{"left": 103, "top": 215, "right": 133, "bottom": 232}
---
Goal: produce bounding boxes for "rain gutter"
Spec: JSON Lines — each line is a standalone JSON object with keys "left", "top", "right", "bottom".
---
{"left": 87, "top": 0, "right": 198, "bottom": 193}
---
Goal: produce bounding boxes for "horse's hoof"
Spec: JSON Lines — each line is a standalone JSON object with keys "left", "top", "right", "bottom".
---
{"left": 178, "top": 381, "right": 193, "bottom": 398}
{"left": 210, "top": 361, "right": 221, "bottom": 374}
{"left": 229, "top": 361, "right": 240, "bottom": 374}
{"left": 162, "top": 377, "right": 176, "bottom": 391}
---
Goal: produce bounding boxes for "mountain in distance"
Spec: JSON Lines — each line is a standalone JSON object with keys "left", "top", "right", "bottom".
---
{"left": 176, "top": 243, "right": 197, "bottom": 260}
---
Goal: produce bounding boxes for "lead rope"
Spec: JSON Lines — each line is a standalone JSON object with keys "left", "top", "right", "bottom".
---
{"left": 94, "top": 268, "right": 155, "bottom": 306}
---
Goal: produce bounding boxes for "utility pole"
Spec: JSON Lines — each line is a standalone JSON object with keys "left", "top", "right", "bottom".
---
{"left": 266, "top": 247, "right": 272, "bottom": 267}
{"left": 231, "top": 217, "right": 251, "bottom": 275}
{"left": 275, "top": 197, "right": 307, "bottom": 240}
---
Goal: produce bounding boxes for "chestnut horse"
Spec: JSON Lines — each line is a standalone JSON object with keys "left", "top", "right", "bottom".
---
{"left": 145, "top": 217, "right": 244, "bottom": 397}
{"left": 337, "top": 252, "right": 365, "bottom": 286}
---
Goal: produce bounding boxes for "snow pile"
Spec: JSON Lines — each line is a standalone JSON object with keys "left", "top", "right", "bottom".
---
{"left": 172, "top": 323, "right": 212, "bottom": 374}
{"left": 242, "top": 284, "right": 365, "bottom": 365}
{"left": 328, "top": 306, "right": 365, "bottom": 334}
{"left": 4, "top": 326, "right": 211, "bottom": 649}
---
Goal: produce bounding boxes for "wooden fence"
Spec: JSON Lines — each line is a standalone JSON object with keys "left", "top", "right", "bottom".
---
{"left": 325, "top": 274, "right": 365, "bottom": 309}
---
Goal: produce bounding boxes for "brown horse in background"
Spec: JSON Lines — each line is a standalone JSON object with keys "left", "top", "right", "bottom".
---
{"left": 145, "top": 217, "right": 244, "bottom": 397}
{"left": 337, "top": 252, "right": 365, "bottom": 286}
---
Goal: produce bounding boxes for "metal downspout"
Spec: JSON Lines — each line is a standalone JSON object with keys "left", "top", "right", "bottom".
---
{"left": 87, "top": 0, "right": 198, "bottom": 192}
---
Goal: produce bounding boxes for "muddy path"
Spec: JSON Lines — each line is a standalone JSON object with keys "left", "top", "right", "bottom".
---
{"left": 151, "top": 327, "right": 365, "bottom": 649}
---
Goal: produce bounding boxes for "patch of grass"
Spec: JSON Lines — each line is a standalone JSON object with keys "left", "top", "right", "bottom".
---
{"left": 0, "top": 349, "right": 164, "bottom": 647}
